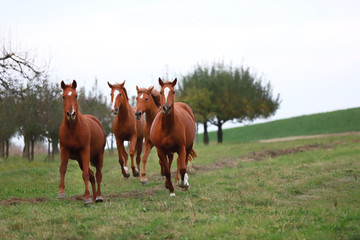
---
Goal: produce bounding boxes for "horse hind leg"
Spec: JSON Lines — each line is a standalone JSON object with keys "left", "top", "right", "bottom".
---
{"left": 129, "top": 136, "right": 140, "bottom": 177}
{"left": 135, "top": 139, "right": 143, "bottom": 176}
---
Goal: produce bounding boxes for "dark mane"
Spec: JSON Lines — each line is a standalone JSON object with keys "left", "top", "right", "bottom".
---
{"left": 112, "top": 83, "right": 129, "bottom": 100}
{"left": 137, "top": 87, "right": 161, "bottom": 108}
{"left": 150, "top": 89, "right": 161, "bottom": 108}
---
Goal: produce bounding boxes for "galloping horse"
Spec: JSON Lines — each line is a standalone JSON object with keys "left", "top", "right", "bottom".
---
{"left": 135, "top": 86, "right": 171, "bottom": 184}
{"left": 58, "top": 80, "right": 106, "bottom": 204}
{"left": 150, "top": 78, "right": 197, "bottom": 196}
{"left": 108, "top": 81, "right": 144, "bottom": 179}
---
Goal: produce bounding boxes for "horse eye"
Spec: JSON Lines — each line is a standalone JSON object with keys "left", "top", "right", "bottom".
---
{"left": 75, "top": 95, "right": 78, "bottom": 98}
{"left": 160, "top": 92, "right": 163, "bottom": 95}
{"left": 62, "top": 96, "right": 65, "bottom": 99}
{"left": 145, "top": 98, "right": 149, "bottom": 101}
{"left": 173, "top": 91, "right": 175, "bottom": 94}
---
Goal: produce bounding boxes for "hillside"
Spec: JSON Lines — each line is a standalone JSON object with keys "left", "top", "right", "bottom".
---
{"left": 200, "top": 107, "right": 360, "bottom": 143}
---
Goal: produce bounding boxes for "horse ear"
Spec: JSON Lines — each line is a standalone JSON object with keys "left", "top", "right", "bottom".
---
{"left": 148, "top": 86, "right": 154, "bottom": 93}
{"left": 120, "top": 80, "right": 126, "bottom": 88}
{"left": 72, "top": 80, "right": 77, "bottom": 89}
{"left": 158, "top": 78, "right": 164, "bottom": 87}
{"left": 136, "top": 85, "right": 140, "bottom": 93}
{"left": 107, "top": 82, "right": 113, "bottom": 89}
{"left": 61, "top": 81, "right": 66, "bottom": 90}
{"left": 172, "top": 78, "right": 177, "bottom": 87}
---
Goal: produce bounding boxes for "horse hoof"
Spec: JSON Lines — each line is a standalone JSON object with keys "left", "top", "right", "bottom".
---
{"left": 182, "top": 184, "right": 190, "bottom": 191}
{"left": 133, "top": 171, "right": 140, "bottom": 177}
{"left": 170, "top": 193, "right": 176, "bottom": 197}
{"left": 84, "top": 198, "right": 93, "bottom": 204}
{"left": 95, "top": 196, "right": 103, "bottom": 203}
{"left": 141, "top": 179, "right": 148, "bottom": 185}
{"left": 57, "top": 193, "right": 66, "bottom": 199}
{"left": 123, "top": 172, "right": 130, "bottom": 178}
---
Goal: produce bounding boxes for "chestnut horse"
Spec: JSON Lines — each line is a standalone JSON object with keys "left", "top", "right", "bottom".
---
{"left": 135, "top": 86, "right": 171, "bottom": 184}
{"left": 58, "top": 80, "right": 106, "bottom": 204}
{"left": 150, "top": 78, "right": 197, "bottom": 196}
{"left": 108, "top": 81, "right": 144, "bottom": 179}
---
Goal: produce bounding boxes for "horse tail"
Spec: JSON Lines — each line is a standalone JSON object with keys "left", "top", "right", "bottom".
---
{"left": 188, "top": 149, "right": 197, "bottom": 161}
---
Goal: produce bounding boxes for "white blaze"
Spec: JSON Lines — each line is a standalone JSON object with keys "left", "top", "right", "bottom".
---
{"left": 164, "top": 87, "right": 170, "bottom": 103}
{"left": 112, "top": 90, "right": 120, "bottom": 110}
{"left": 68, "top": 91, "right": 73, "bottom": 96}
{"left": 140, "top": 94, "right": 143, "bottom": 99}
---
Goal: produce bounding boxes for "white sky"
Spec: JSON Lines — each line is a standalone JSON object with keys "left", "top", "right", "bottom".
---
{"left": 2, "top": 0, "right": 360, "bottom": 130}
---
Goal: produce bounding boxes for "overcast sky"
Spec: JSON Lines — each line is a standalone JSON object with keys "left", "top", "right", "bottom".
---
{"left": 2, "top": 0, "right": 360, "bottom": 129}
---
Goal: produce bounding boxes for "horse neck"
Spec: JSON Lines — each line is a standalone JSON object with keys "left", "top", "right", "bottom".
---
{"left": 145, "top": 101, "right": 159, "bottom": 124}
{"left": 160, "top": 105, "right": 175, "bottom": 128}
{"left": 117, "top": 100, "right": 132, "bottom": 121}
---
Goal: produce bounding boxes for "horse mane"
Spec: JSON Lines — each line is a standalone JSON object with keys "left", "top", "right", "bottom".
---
{"left": 137, "top": 87, "right": 161, "bottom": 108}
{"left": 150, "top": 88, "right": 161, "bottom": 108}
{"left": 112, "top": 83, "right": 129, "bottom": 100}
{"left": 122, "top": 87, "right": 129, "bottom": 100}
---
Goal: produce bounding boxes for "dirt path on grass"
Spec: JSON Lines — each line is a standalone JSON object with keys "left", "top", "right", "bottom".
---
{"left": 258, "top": 131, "right": 360, "bottom": 143}
{"left": 2, "top": 134, "right": 360, "bottom": 205}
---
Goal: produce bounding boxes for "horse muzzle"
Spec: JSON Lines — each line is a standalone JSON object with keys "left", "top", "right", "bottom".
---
{"left": 66, "top": 111, "right": 76, "bottom": 121}
{"left": 112, "top": 107, "right": 119, "bottom": 115}
{"left": 162, "top": 104, "right": 172, "bottom": 116}
{"left": 135, "top": 111, "right": 142, "bottom": 120}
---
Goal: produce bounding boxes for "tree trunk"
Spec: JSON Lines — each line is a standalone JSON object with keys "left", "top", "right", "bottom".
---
{"left": 51, "top": 139, "right": 59, "bottom": 160}
{"left": 0, "top": 141, "right": 4, "bottom": 158}
{"left": 217, "top": 121, "right": 223, "bottom": 143}
{"left": 23, "top": 138, "right": 30, "bottom": 159}
{"left": 5, "top": 139, "right": 9, "bottom": 159}
{"left": 30, "top": 139, "right": 35, "bottom": 161}
{"left": 47, "top": 138, "right": 51, "bottom": 160}
{"left": 110, "top": 133, "right": 114, "bottom": 154}
{"left": 203, "top": 121, "right": 209, "bottom": 145}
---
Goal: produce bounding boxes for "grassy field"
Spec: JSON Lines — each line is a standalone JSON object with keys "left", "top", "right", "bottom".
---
{"left": 203, "top": 107, "right": 360, "bottom": 143}
{"left": 1, "top": 108, "right": 360, "bottom": 239}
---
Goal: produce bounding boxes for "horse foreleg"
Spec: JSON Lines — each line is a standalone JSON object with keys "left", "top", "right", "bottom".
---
{"left": 58, "top": 148, "right": 69, "bottom": 199}
{"left": 116, "top": 138, "right": 130, "bottom": 178}
{"left": 140, "top": 140, "right": 153, "bottom": 185}
{"left": 89, "top": 169, "right": 96, "bottom": 201}
{"left": 158, "top": 149, "right": 175, "bottom": 196}
{"left": 129, "top": 135, "right": 140, "bottom": 177}
{"left": 95, "top": 151, "right": 104, "bottom": 202}
{"left": 177, "top": 146, "right": 189, "bottom": 190}
{"left": 80, "top": 148, "right": 92, "bottom": 204}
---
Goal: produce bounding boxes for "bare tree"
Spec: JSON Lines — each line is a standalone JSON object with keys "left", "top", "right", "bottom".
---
{"left": 0, "top": 37, "right": 46, "bottom": 101}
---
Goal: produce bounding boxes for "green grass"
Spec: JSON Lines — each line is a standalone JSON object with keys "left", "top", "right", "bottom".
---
{"left": 1, "top": 107, "right": 360, "bottom": 239}
{"left": 202, "top": 107, "right": 360, "bottom": 143}
{"left": 1, "top": 133, "right": 360, "bottom": 239}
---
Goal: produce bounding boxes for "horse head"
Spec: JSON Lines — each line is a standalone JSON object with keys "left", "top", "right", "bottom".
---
{"left": 108, "top": 81, "right": 129, "bottom": 115}
{"left": 159, "top": 77, "right": 177, "bottom": 116}
{"left": 61, "top": 80, "right": 79, "bottom": 121}
{"left": 135, "top": 86, "right": 155, "bottom": 120}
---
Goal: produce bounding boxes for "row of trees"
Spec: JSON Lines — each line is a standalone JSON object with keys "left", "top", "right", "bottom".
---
{"left": 178, "top": 62, "right": 280, "bottom": 144}
{"left": 1, "top": 38, "right": 280, "bottom": 158}
{"left": 0, "top": 78, "right": 112, "bottom": 161}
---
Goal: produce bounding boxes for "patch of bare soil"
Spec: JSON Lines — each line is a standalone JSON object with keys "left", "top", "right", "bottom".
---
{"left": 190, "top": 143, "right": 335, "bottom": 173}
{"left": 1, "top": 197, "right": 49, "bottom": 206}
